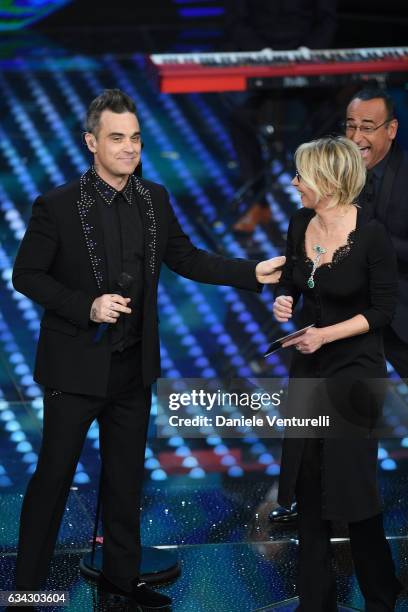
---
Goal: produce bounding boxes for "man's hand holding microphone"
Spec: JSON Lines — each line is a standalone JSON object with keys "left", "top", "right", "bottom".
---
{"left": 90, "top": 294, "right": 132, "bottom": 324}
{"left": 90, "top": 272, "right": 134, "bottom": 342}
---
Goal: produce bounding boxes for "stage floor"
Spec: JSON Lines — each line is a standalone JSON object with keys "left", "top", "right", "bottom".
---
{"left": 1, "top": 399, "right": 408, "bottom": 611}
{"left": 1, "top": 538, "right": 408, "bottom": 610}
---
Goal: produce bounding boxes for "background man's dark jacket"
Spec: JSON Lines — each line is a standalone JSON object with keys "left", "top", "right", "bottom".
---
{"left": 13, "top": 170, "right": 260, "bottom": 396}
{"left": 373, "top": 143, "right": 408, "bottom": 343}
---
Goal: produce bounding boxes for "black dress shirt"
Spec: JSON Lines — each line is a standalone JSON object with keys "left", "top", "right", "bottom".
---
{"left": 92, "top": 168, "right": 144, "bottom": 352}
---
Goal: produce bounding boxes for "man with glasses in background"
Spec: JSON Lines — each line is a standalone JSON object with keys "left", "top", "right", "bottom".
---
{"left": 344, "top": 88, "right": 408, "bottom": 380}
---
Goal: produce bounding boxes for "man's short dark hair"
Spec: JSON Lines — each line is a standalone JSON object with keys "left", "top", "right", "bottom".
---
{"left": 85, "top": 89, "right": 137, "bottom": 135}
{"left": 348, "top": 88, "right": 396, "bottom": 120}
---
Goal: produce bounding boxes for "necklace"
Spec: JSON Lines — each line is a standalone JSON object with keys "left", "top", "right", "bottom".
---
{"left": 307, "top": 245, "right": 327, "bottom": 289}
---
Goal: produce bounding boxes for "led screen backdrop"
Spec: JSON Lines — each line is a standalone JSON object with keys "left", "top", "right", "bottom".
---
{"left": 0, "top": 0, "right": 71, "bottom": 30}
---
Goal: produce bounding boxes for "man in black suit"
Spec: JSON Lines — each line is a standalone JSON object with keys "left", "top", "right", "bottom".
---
{"left": 11, "top": 89, "right": 284, "bottom": 609}
{"left": 346, "top": 88, "right": 408, "bottom": 379}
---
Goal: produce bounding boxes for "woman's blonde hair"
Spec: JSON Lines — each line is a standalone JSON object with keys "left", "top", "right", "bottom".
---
{"left": 294, "top": 136, "right": 366, "bottom": 208}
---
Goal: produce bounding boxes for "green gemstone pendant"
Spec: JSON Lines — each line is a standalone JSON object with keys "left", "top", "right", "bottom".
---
{"left": 307, "top": 278, "right": 315, "bottom": 289}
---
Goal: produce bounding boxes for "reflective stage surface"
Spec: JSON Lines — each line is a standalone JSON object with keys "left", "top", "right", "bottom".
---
{"left": 1, "top": 401, "right": 408, "bottom": 611}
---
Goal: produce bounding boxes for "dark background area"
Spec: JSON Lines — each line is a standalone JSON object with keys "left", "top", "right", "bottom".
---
{"left": 7, "top": 0, "right": 408, "bottom": 55}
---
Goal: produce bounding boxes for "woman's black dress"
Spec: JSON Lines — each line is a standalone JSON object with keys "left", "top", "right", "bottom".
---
{"left": 275, "top": 207, "right": 398, "bottom": 522}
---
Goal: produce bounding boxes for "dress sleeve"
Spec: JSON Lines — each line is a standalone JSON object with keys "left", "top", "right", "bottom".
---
{"left": 274, "top": 214, "right": 302, "bottom": 305}
{"left": 360, "top": 222, "right": 398, "bottom": 330}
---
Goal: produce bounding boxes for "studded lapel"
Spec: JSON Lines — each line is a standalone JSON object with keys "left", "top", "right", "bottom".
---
{"left": 77, "top": 169, "right": 107, "bottom": 293}
{"left": 131, "top": 175, "right": 157, "bottom": 281}
{"left": 77, "top": 169, "right": 157, "bottom": 293}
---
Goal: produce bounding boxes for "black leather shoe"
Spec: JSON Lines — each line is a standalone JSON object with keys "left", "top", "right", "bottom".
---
{"left": 132, "top": 581, "right": 172, "bottom": 609}
{"left": 269, "top": 502, "right": 298, "bottom": 523}
{"left": 98, "top": 573, "right": 171, "bottom": 609}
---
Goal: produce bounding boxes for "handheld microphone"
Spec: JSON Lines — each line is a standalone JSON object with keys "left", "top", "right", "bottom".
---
{"left": 94, "top": 272, "right": 134, "bottom": 343}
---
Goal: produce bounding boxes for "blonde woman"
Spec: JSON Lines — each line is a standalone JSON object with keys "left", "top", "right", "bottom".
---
{"left": 273, "top": 136, "right": 402, "bottom": 611}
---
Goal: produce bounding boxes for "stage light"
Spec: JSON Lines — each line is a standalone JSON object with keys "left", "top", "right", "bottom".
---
{"left": 380, "top": 458, "right": 397, "bottom": 471}
{"left": 182, "top": 456, "right": 198, "bottom": 468}
{"left": 213, "top": 444, "right": 228, "bottom": 455}
{"left": 220, "top": 454, "right": 236, "bottom": 466}
{"left": 10, "top": 431, "right": 26, "bottom": 442}
{"left": 188, "top": 467, "right": 206, "bottom": 478}
{"left": 22, "top": 453, "right": 38, "bottom": 464}
{"left": 16, "top": 441, "right": 33, "bottom": 453}
{"left": 228, "top": 466, "right": 244, "bottom": 477}
{"left": 151, "top": 469, "right": 168, "bottom": 481}
{"left": 74, "top": 472, "right": 90, "bottom": 484}
{"left": 5, "top": 420, "right": 21, "bottom": 432}
{"left": 168, "top": 436, "right": 185, "bottom": 447}
{"left": 0, "top": 476, "right": 12, "bottom": 487}
{"left": 145, "top": 458, "right": 161, "bottom": 470}
{"left": 258, "top": 453, "right": 274, "bottom": 465}
{"left": 378, "top": 447, "right": 388, "bottom": 459}
{"left": 265, "top": 464, "right": 280, "bottom": 476}
{"left": 175, "top": 446, "right": 191, "bottom": 457}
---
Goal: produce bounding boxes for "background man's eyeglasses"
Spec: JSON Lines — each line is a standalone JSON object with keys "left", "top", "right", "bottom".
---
{"left": 342, "top": 119, "right": 393, "bottom": 135}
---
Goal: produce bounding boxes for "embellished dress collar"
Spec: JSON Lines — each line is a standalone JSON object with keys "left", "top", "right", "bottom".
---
{"left": 91, "top": 166, "right": 134, "bottom": 206}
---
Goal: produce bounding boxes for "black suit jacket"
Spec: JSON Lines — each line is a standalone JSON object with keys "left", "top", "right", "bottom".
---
{"left": 13, "top": 169, "right": 260, "bottom": 396}
{"left": 371, "top": 142, "right": 408, "bottom": 342}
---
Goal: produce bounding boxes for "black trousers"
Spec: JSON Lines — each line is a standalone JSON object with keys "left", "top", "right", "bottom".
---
{"left": 14, "top": 344, "right": 151, "bottom": 593}
{"left": 384, "top": 326, "right": 408, "bottom": 380}
{"left": 295, "top": 439, "right": 401, "bottom": 612}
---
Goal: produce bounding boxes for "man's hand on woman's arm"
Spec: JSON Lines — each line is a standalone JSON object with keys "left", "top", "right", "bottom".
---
{"left": 256, "top": 256, "right": 286, "bottom": 284}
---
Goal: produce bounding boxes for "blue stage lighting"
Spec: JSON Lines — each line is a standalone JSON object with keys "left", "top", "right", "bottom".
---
{"left": 220, "top": 455, "right": 236, "bottom": 466}
{"left": 206, "top": 435, "right": 222, "bottom": 446}
{"left": 213, "top": 444, "right": 228, "bottom": 455}
{"left": 228, "top": 466, "right": 244, "bottom": 477}
{"left": 265, "top": 464, "right": 280, "bottom": 476}
{"left": 182, "top": 456, "right": 199, "bottom": 468}
{"left": 10, "top": 431, "right": 25, "bottom": 442}
{"left": 151, "top": 469, "right": 168, "bottom": 481}
{"left": 74, "top": 472, "right": 90, "bottom": 484}
{"left": 167, "top": 436, "right": 184, "bottom": 448}
{"left": 175, "top": 446, "right": 191, "bottom": 457}
{"left": 258, "top": 453, "right": 274, "bottom": 465}
{"left": 22, "top": 452, "right": 38, "bottom": 464}
{"left": 189, "top": 467, "right": 206, "bottom": 478}
{"left": 380, "top": 458, "right": 397, "bottom": 471}
{"left": 251, "top": 442, "right": 267, "bottom": 454}
{"left": 16, "top": 441, "right": 33, "bottom": 453}
{"left": 5, "top": 420, "right": 21, "bottom": 432}
{"left": 377, "top": 447, "right": 388, "bottom": 459}
{"left": 145, "top": 458, "right": 161, "bottom": 470}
